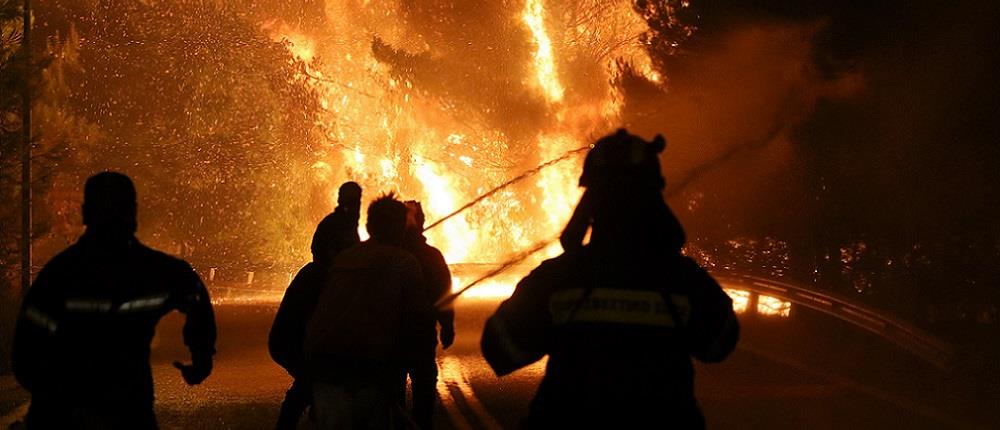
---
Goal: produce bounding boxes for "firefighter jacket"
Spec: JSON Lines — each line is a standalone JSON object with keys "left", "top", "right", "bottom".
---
{"left": 303, "top": 240, "right": 435, "bottom": 385}
{"left": 12, "top": 232, "right": 217, "bottom": 409}
{"left": 481, "top": 247, "right": 739, "bottom": 428}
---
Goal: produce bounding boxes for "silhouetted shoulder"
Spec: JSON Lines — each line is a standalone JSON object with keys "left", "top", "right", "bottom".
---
{"left": 19, "top": 248, "right": 71, "bottom": 307}
{"left": 129, "top": 242, "right": 206, "bottom": 300}
{"left": 531, "top": 253, "right": 578, "bottom": 278}
{"left": 676, "top": 255, "right": 708, "bottom": 273}
{"left": 668, "top": 256, "right": 708, "bottom": 279}
{"left": 334, "top": 241, "right": 420, "bottom": 273}
{"left": 290, "top": 261, "right": 324, "bottom": 284}
{"left": 421, "top": 242, "right": 446, "bottom": 261}
{"left": 508, "top": 254, "right": 580, "bottom": 300}
{"left": 38, "top": 241, "right": 85, "bottom": 272}
{"left": 519, "top": 257, "right": 561, "bottom": 282}
{"left": 669, "top": 256, "right": 724, "bottom": 291}
{"left": 24, "top": 243, "right": 91, "bottom": 298}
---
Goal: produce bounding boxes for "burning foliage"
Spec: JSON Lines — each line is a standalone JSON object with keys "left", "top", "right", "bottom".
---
{"left": 3, "top": 0, "right": 1000, "bottom": 339}
{"left": 27, "top": 0, "right": 325, "bottom": 267}
{"left": 14, "top": 0, "right": 698, "bottom": 272}
{"left": 255, "top": 0, "right": 695, "bottom": 266}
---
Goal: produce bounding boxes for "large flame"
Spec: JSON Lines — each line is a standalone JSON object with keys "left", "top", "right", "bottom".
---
{"left": 523, "top": 0, "right": 565, "bottom": 103}
{"left": 267, "top": 0, "right": 693, "bottom": 298}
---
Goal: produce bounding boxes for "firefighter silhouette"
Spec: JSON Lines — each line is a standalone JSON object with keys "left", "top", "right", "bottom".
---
{"left": 482, "top": 129, "right": 740, "bottom": 428}
{"left": 270, "top": 181, "right": 363, "bottom": 429}
{"left": 395, "top": 200, "right": 455, "bottom": 430}
{"left": 13, "top": 171, "right": 217, "bottom": 429}
{"left": 304, "top": 193, "right": 434, "bottom": 429}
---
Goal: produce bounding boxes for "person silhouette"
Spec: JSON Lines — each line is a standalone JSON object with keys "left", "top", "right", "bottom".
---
{"left": 482, "top": 129, "right": 739, "bottom": 428}
{"left": 395, "top": 200, "right": 455, "bottom": 430}
{"left": 269, "top": 181, "right": 363, "bottom": 430}
{"left": 304, "top": 193, "right": 433, "bottom": 430}
{"left": 310, "top": 182, "right": 363, "bottom": 265}
{"left": 12, "top": 171, "right": 217, "bottom": 430}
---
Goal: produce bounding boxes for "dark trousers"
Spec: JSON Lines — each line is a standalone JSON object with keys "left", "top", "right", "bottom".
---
{"left": 312, "top": 379, "right": 395, "bottom": 430}
{"left": 395, "top": 357, "right": 438, "bottom": 430}
{"left": 275, "top": 379, "right": 312, "bottom": 430}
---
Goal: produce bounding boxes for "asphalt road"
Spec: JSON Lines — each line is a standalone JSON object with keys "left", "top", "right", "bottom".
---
{"left": 3, "top": 287, "right": 989, "bottom": 429}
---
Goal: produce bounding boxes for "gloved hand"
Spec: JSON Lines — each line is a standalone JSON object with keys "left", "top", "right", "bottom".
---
{"left": 173, "top": 353, "right": 213, "bottom": 385}
{"left": 440, "top": 325, "right": 455, "bottom": 350}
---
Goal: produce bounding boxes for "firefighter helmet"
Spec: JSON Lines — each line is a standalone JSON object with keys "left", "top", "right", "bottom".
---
{"left": 579, "top": 129, "right": 666, "bottom": 189}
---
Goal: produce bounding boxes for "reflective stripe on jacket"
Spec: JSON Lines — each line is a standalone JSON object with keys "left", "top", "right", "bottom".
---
{"left": 12, "top": 233, "right": 216, "bottom": 406}
{"left": 481, "top": 247, "right": 739, "bottom": 427}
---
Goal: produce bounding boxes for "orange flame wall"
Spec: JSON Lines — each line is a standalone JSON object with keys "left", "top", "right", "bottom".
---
{"left": 263, "top": 1, "right": 692, "bottom": 295}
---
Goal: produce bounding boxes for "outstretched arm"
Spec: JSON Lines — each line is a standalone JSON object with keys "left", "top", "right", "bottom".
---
{"left": 173, "top": 264, "right": 217, "bottom": 385}
{"left": 481, "top": 268, "right": 551, "bottom": 376}
{"left": 426, "top": 248, "right": 456, "bottom": 348}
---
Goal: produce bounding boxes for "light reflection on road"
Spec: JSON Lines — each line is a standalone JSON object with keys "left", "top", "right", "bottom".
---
{"left": 204, "top": 266, "right": 794, "bottom": 319}
{"left": 725, "top": 288, "right": 752, "bottom": 314}
{"left": 756, "top": 294, "right": 792, "bottom": 317}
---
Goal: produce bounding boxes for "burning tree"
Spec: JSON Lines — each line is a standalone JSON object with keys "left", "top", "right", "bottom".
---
{"left": 14, "top": 0, "right": 703, "bottom": 296}
{"left": 1, "top": 0, "right": 102, "bottom": 369}
{"left": 31, "top": 0, "right": 325, "bottom": 268}
{"left": 261, "top": 0, "right": 696, "bottom": 270}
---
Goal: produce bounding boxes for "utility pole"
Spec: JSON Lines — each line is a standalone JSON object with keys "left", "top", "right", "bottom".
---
{"left": 20, "top": 0, "right": 31, "bottom": 296}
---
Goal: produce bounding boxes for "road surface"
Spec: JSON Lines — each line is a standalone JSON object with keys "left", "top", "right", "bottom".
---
{"left": 2, "top": 284, "right": 988, "bottom": 429}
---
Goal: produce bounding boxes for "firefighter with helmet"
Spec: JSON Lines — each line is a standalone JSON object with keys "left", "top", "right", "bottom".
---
{"left": 12, "top": 172, "right": 216, "bottom": 429}
{"left": 481, "top": 129, "right": 739, "bottom": 428}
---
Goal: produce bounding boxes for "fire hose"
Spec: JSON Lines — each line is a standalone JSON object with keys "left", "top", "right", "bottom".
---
{"left": 434, "top": 238, "right": 555, "bottom": 308}
{"left": 423, "top": 146, "right": 589, "bottom": 304}
{"left": 422, "top": 145, "right": 590, "bottom": 232}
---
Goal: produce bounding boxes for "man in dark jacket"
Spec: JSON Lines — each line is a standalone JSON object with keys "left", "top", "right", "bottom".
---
{"left": 12, "top": 171, "right": 216, "bottom": 430}
{"left": 481, "top": 130, "right": 739, "bottom": 429}
{"left": 397, "top": 200, "right": 455, "bottom": 429}
{"left": 304, "top": 193, "right": 434, "bottom": 429}
{"left": 269, "top": 181, "right": 362, "bottom": 430}
{"left": 310, "top": 182, "right": 362, "bottom": 265}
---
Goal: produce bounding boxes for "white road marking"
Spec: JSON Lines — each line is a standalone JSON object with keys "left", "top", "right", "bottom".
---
{"left": 440, "top": 355, "right": 504, "bottom": 430}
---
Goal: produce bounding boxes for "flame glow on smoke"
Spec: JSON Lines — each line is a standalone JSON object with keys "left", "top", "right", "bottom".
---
{"left": 265, "top": 0, "right": 693, "bottom": 297}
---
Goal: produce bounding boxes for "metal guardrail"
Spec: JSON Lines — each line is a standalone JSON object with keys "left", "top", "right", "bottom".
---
{"left": 715, "top": 273, "right": 955, "bottom": 371}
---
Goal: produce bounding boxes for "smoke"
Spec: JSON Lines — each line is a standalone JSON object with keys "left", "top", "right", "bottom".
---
{"left": 620, "top": 0, "right": 1000, "bottom": 249}
{"left": 620, "top": 20, "right": 860, "bottom": 240}
{"left": 789, "top": 1, "right": 1000, "bottom": 242}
